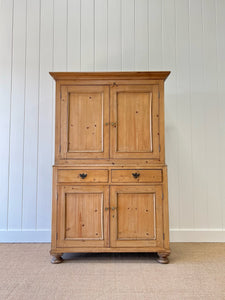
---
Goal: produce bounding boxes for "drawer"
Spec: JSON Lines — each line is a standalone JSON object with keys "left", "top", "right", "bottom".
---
{"left": 57, "top": 169, "right": 109, "bottom": 183}
{"left": 111, "top": 169, "right": 162, "bottom": 183}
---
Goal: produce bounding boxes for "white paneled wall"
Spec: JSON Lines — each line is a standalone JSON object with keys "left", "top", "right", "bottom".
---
{"left": 0, "top": 0, "right": 225, "bottom": 242}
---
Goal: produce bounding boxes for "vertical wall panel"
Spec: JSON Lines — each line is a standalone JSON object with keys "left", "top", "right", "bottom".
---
{"left": 108, "top": 0, "right": 122, "bottom": 70}
{"left": 202, "top": 0, "right": 221, "bottom": 229}
{"left": 81, "top": 0, "right": 94, "bottom": 71}
{"left": 95, "top": 0, "right": 108, "bottom": 71}
{"left": 162, "top": 0, "right": 180, "bottom": 228}
{"left": 148, "top": 0, "right": 162, "bottom": 69}
{"left": 189, "top": 0, "right": 207, "bottom": 228}
{"left": 67, "top": 0, "right": 81, "bottom": 71}
{"left": 0, "top": 0, "right": 13, "bottom": 230}
{"left": 53, "top": 0, "right": 67, "bottom": 71}
{"left": 7, "top": 0, "right": 27, "bottom": 230}
{"left": 36, "top": 0, "right": 54, "bottom": 229}
{"left": 135, "top": 0, "right": 148, "bottom": 70}
{"left": 175, "top": 0, "right": 193, "bottom": 228}
{"left": 22, "top": 0, "right": 40, "bottom": 230}
{"left": 121, "top": 0, "right": 135, "bottom": 70}
{"left": 216, "top": 0, "right": 225, "bottom": 229}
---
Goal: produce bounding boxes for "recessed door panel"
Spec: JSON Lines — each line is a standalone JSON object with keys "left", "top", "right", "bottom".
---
{"left": 117, "top": 193, "right": 155, "bottom": 239}
{"left": 60, "top": 85, "right": 109, "bottom": 159}
{"left": 110, "top": 85, "right": 160, "bottom": 159}
{"left": 65, "top": 193, "right": 103, "bottom": 239}
{"left": 117, "top": 92, "right": 152, "bottom": 152}
{"left": 68, "top": 92, "right": 103, "bottom": 152}
{"left": 57, "top": 186, "right": 109, "bottom": 248}
{"left": 110, "top": 186, "right": 163, "bottom": 248}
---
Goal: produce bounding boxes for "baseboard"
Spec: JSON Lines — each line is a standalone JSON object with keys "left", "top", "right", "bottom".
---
{"left": 170, "top": 229, "right": 225, "bottom": 242}
{"left": 0, "top": 230, "right": 51, "bottom": 242}
{"left": 0, "top": 229, "right": 225, "bottom": 243}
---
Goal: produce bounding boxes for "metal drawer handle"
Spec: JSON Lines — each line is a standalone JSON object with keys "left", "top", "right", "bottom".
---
{"left": 79, "top": 173, "right": 87, "bottom": 179}
{"left": 132, "top": 172, "right": 140, "bottom": 179}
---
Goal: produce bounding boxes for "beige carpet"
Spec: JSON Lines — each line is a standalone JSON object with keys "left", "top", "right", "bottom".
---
{"left": 0, "top": 243, "right": 224, "bottom": 300}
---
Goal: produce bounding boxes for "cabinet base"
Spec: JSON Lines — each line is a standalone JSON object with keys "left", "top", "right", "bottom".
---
{"left": 51, "top": 253, "right": 64, "bottom": 264}
{"left": 157, "top": 252, "right": 170, "bottom": 264}
{"left": 50, "top": 251, "right": 170, "bottom": 264}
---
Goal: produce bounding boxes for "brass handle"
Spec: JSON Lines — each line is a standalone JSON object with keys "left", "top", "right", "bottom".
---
{"left": 132, "top": 172, "right": 140, "bottom": 179}
{"left": 79, "top": 173, "right": 87, "bottom": 179}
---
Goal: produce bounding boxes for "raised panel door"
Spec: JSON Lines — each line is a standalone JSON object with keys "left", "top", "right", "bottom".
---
{"left": 57, "top": 186, "right": 109, "bottom": 247}
{"left": 110, "top": 85, "right": 160, "bottom": 159}
{"left": 110, "top": 186, "right": 163, "bottom": 248}
{"left": 60, "top": 85, "right": 109, "bottom": 159}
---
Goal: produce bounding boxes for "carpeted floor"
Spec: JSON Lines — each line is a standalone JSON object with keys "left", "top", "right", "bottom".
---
{"left": 0, "top": 243, "right": 224, "bottom": 300}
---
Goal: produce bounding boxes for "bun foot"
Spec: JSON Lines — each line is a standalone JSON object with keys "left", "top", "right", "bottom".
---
{"left": 51, "top": 253, "right": 64, "bottom": 264}
{"left": 157, "top": 252, "right": 169, "bottom": 264}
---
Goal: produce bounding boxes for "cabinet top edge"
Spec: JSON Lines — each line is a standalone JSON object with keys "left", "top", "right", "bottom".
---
{"left": 49, "top": 71, "right": 170, "bottom": 81}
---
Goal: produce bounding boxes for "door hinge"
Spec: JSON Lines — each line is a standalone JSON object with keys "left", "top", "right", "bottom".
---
{"left": 59, "top": 144, "right": 61, "bottom": 153}
{"left": 158, "top": 90, "right": 160, "bottom": 99}
{"left": 163, "top": 233, "right": 165, "bottom": 240}
{"left": 159, "top": 145, "right": 161, "bottom": 152}
{"left": 162, "top": 192, "right": 164, "bottom": 200}
{"left": 56, "top": 232, "right": 58, "bottom": 240}
{"left": 56, "top": 193, "right": 58, "bottom": 201}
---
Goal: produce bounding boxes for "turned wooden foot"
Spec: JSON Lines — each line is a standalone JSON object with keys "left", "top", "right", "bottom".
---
{"left": 157, "top": 252, "right": 169, "bottom": 264}
{"left": 51, "top": 253, "right": 64, "bottom": 264}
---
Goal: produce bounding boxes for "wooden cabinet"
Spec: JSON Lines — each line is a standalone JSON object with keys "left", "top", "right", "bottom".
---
{"left": 50, "top": 72, "right": 170, "bottom": 264}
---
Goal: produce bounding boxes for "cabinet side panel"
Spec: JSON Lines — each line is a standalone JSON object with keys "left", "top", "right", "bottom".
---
{"left": 163, "top": 166, "right": 170, "bottom": 250}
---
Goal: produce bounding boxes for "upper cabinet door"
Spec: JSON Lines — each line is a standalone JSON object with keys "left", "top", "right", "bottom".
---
{"left": 110, "top": 85, "right": 160, "bottom": 159}
{"left": 60, "top": 85, "right": 109, "bottom": 159}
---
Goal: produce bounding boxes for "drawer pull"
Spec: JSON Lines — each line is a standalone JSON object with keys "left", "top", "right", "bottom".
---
{"left": 79, "top": 173, "right": 87, "bottom": 179}
{"left": 132, "top": 172, "right": 140, "bottom": 179}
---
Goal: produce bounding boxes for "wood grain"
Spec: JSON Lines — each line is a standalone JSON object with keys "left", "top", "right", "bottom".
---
{"left": 117, "top": 193, "right": 155, "bottom": 239}
{"left": 60, "top": 85, "right": 109, "bottom": 159}
{"left": 49, "top": 72, "right": 170, "bottom": 80}
{"left": 57, "top": 185, "right": 109, "bottom": 248}
{"left": 110, "top": 84, "right": 160, "bottom": 160}
{"left": 111, "top": 169, "right": 162, "bottom": 183}
{"left": 58, "top": 169, "right": 109, "bottom": 183}
{"left": 110, "top": 185, "right": 163, "bottom": 248}
{"left": 65, "top": 193, "right": 103, "bottom": 239}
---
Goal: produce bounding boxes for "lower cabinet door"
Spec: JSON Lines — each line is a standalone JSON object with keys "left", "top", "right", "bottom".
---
{"left": 57, "top": 185, "right": 109, "bottom": 248}
{"left": 110, "top": 186, "right": 163, "bottom": 248}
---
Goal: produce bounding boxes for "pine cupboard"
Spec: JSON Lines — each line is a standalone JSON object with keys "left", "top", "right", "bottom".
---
{"left": 50, "top": 72, "right": 170, "bottom": 264}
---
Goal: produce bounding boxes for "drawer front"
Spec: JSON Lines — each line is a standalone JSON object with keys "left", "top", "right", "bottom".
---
{"left": 111, "top": 169, "right": 162, "bottom": 183}
{"left": 58, "top": 169, "right": 109, "bottom": 183}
